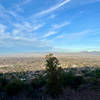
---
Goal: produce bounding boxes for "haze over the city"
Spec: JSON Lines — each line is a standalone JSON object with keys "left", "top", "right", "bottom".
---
{"left": 0, "top": 0, "right": 100, "bottom": 53}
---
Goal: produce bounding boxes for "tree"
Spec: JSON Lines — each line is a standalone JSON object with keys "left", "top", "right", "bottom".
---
{"left": 45, "top": 53, "right": 63, "bottom": 97}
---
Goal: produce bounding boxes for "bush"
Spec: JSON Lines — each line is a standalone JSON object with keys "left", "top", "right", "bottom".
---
{"left": 94, "top": 68, "right": 100, "bottom": 78}
{"left": 5, "top": 78, "right": 25, "bottom": 95}
{"left": 31, "top": 74, "right": 46, "bottom": 89}
{"left": 83, "top": 68, "right": 100, "bottom": 78}
{"left": 27, "top": 74, "right": 46, "bottom": 99}
{"left": 83, "top": 70, "right": 95, "bottom": 77}
{"left": 0, "top": 76, "right": 8, "bottom": 91}
{"left": 62, "top": 71, "right": 85, "bottom": 89}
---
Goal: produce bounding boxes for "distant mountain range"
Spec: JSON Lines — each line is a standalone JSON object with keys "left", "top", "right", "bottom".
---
{"left": 0, "top": 51, "right": 100, "bottom": 57}
{"left": 81, "top": 51, "right": 100, "bottom": 55}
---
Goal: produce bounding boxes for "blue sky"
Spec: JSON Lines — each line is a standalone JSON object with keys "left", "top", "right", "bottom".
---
{"left": 0, "top": 0, "right": 100, "bottom": 53}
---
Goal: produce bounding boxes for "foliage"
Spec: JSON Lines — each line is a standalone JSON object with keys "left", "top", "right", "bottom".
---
{"left": 31, "top": 74, "right": 46, "bottom": 89}
{"left": 62, "top": 71, "right": 85, "bottom": 89}
{"left": 83, "top": 67, "right": 100, "bottom": 78}
{"left": 45, "top": 53, "right": 63, "bottom": 97}
{"left": 0, "top": 76, "right": 8, "bottom": 91}
{"left": 5, "top": 78, "right": 25, "bottom": 95}
{"left": 94, "top": 68, "right": 100, "bottom": 78}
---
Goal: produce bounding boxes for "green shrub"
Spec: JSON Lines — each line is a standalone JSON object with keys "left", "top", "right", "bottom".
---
{"left": 82, "top": 67, "right": 96, "bottom": 78}
{"left": 0, "top": 76, "right": 8, "bottom": 91}
{"left": 86, "top": 77, "right": 97, "bottom": 84}
{"left": 27, "top": 74, "right": 46, "bottom": 99}
{"left": 62, "top": 71, "right": 85, "bottom": 89}
{"left": 94, "top": 68, "right": 100, "bottom": 78}
{"left": 31, "top": 75, "right": 46, "bottom": 89}
{"left": 5, "top": 78, "right": 25, "bottom": 95}
{"left": 83, "top": 68, "right": 100, "bottom": 78}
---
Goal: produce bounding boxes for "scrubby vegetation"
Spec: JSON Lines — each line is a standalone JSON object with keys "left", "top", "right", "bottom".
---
{"left": 1, "top": 54, "right": 100, "bottom": 100}
{"left": 45, "top": 53, "right": 63, "bottom": 97}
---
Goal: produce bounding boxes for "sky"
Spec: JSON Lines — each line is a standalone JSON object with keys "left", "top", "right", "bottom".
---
{"left": 0, "top": 0, "right": 100, "bottom": 53}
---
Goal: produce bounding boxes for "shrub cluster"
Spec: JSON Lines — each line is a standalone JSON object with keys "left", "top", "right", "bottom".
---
{"left": 5, "top": 78, "right": 25, "bottom": 95}
{"left": 62, "top": 71, "right": 85, "bottom": 89}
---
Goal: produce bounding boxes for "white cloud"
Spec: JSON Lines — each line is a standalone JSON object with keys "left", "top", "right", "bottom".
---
{"left": 0, "top": 4, "right": 24, "bottom": 24}
{"left": 12, "top": 22, "right": 45, "bottom": 36}
{"left": 33, "top": 23, "right": 45, "bottom": 31}
{"left": 43, "top": 31, "right": 57, "bottom": 38}
{"left": 55, "top": 35, "right": 64, "bottom": 39}
{"left": 43, "top": 21, "right": 70, "bottom": 38}
{"left": 0, "top": 5, "right": 12, "bottom": 23}
{"left": 0, "top": 24, "right": 7, "bottom": 34}
{"left": 0, "top": 34, "right": 53, "bottom": 51}
{"left": 12, "top": 0, "right": 32, "bottom": 12}
{"left": 66, "top": 30, "right": 92, "bottom": 39}
{"left": 50, "top": 29, "right": 96, "bottom": 42}
{"left": 54, "top": 29, "right": 95, "bottom": 40}
{"left": 19, "top": 0, "right": 32, "bottom": 6}
{"left": 10, "top": 36, "right": 36, "bottom": 42}
{"left": 52, "top": 22, "right": 70, "bottom": 29}
{"left": 49, "top": 14, "right": 56, "bottom": 19}
{"left": 8, "top": 10, "right": 24, "bottom": 21}
{"left": 35, "top": 0, "right": 70, "bottom": 17}
{"left": 14, "top": 22, "right": 44, "bottom": 31}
